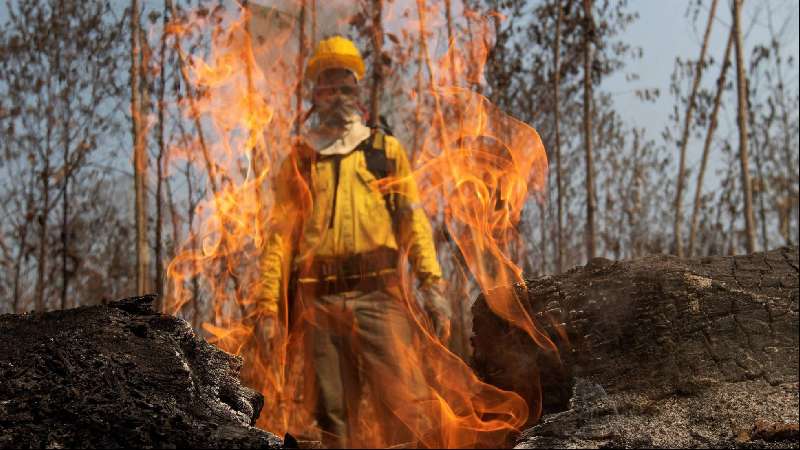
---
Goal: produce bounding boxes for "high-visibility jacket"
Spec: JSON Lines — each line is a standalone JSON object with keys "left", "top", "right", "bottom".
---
{"left": 257, "top": 133, "right": 442, "bottom": 315}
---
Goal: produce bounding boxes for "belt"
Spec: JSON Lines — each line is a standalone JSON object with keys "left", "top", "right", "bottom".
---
{"left": 299, "top": 272, "right": 400, "bottom": 298}
{"left": 296, "top": 247, "right": 400, "bottom": 296}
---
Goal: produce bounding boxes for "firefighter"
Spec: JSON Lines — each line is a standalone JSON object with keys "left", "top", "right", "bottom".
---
{"left": 256, "top": 36, "right": 452, "bottom": 448}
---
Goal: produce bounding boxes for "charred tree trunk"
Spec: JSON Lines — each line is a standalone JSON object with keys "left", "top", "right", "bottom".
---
{"left": 472, "top": 246, "right": 799, "bottom": 448}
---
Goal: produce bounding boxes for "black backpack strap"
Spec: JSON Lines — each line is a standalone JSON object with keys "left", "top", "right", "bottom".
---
{"left": 360, "top": 130, "right": 400, "bottom": 229}
{"left": 363, "top": 130, "right": 394, "bottom": 180}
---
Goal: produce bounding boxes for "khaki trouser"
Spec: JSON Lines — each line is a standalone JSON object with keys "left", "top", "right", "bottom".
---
{"left": 305, "top": 286, "right": 433, "bottom": 448}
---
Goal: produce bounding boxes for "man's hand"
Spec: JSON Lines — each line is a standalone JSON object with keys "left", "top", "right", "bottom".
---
{"left": 254, "top": 316, "right": 278, "bottom": 354}
{"left": 419, "top": 276, "right": 452, "bottom": 343}
{"left": 251, "top": 313, "right": 278, "bottom": 357}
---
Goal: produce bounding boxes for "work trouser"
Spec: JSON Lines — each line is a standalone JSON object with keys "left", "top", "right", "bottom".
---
{"left": 305, "top": 285, "right": 434, "bottom": 448}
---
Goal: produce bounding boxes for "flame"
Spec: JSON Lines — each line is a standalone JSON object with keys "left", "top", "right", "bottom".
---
{"left": 165, "top": 1, "right": 554, "bottom": 448}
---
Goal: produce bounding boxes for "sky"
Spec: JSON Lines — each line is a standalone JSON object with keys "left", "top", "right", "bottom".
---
{"left": 1, "top": 0, "right": 798, "bottom": 172}
{"left": 602, "top": 0, "right": 799, "bottom": 179}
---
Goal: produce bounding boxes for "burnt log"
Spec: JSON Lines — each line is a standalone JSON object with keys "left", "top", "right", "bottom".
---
{"left": 0, "top": 295, "right": 282, "bottom": 449}
{"left": 472, "top": 246, "right": 799, "bottom": 448}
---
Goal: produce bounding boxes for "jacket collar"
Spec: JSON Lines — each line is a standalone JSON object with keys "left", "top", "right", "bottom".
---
{"left": 307, "top": 112, "right": 371, "bottom": 156}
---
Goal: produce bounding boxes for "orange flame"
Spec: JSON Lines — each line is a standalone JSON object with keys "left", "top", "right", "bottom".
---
{"left": 166, "top": 1, "right": 554, "bottom": 448}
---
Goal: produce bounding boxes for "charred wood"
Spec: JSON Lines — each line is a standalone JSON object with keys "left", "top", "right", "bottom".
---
{"left": 472, "top": 246, "right": 799, "bottom": 448}
{"left": 0, "top": 295, "right": 282, "bottom": 449}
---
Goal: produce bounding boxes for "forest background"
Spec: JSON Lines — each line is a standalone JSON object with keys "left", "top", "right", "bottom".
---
{"left": 0, "top": 0, "right": 797, "bottom": 345}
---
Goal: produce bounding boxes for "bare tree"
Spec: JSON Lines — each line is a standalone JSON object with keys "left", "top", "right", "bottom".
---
{"left": 582, "top": 0, "right": 596, "bottom": 259}
{"left": 369, "top": 0, "right": 384, "bottom": 124}
{"left": 688, "top": 30, "right": 734, "bottom": 257}
{"left": 553, "top": 0, "right": 564, "bottom": 272}
{"left": 131, "top": 0, "right": 150, "bottom": 294}
{"left": 1, "top": 1, "right": 127, "bottom": 312}
{"left": 673, "top": 0, "right": 718, "bottom": 257}
{"left": 295, "top": 0, "right": 307, "bottom": 132}
{"left": 732, "top": 0, "right": 757, "bottom": 253}
{"left": 34, "top": 116, "right": 53, "bottom": 312}
{"left": 154, "top": 0, "right": 171, "bottom": 310}
{"left": 767, "top": 9, "right": 799, "bottom": 246}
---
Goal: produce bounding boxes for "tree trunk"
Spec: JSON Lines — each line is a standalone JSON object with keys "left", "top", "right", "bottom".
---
{"left": 310, "top": 0, "right": 317, "bottom": 44}
{"left": 411, "top": 29, "right": 424, "bottom": 162}
{"left": 688, "top": 30, "right": 734, "bottom": 257}
{"left": 673, "top": 0, "right": 719, "bottom": 257}
{"left": 154, "top": 0, "right": 169, "bottom": 310}
{"left": 167, "top": 0, "right": 246, "bottom": 321}
{"left": 13, "top": 176, "right": 35, "bottom": 313}
{"left": 131, "top": 0, "right": 149, "bottom": 295}
{"left": 35, "top": 110, "right": 53, "bottom": 312}
{"left": 369, "top": 0, "right": 383, "bottom": 125}
{"left": 752, "top": 106, "right": 771, "bottom": 253}
{"left": 61, "top": 101, "right": 73, "bottom": 310}
{"left": 472, "top": 246, "right": 799, "bottom": 448}
{"left": 444, "top": 0, "right": 457, "bottom": 85}
{"left": 167, "top": 0, "right": 217, "bottom": 196}
{"left": 770, "top": 26, "right": 796, "bottom": 246}
{"left": 184, "top": 160, "right": 202, "bottom": 328}
{"left": 444, "top": 0, "right": 470, "bottom": 360}
{"left": 732, "top": 0, "right": 757, "bottom": 253}
{"left": 553, "top": 0, "right": 564, "bottom": 273}
{"left": 295, "top": 0, "right": 306, "bottom": 133}
{"left": 582, "top": 0, "right": 596, "bottom": 260}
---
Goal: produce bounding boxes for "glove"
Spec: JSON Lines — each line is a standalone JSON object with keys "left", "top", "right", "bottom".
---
{"left": 250, "top": 312, "right": 277, "bottom": 357}
{"left": 419, "top": 276, "right": 452, "bottom": 343}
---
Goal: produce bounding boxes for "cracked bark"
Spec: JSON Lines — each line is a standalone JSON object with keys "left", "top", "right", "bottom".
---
{"left": 472, "top": 246, "right": 799, "bottom": 448}
{"left": 0, "top": 295, "right": 282, "bottom": 449}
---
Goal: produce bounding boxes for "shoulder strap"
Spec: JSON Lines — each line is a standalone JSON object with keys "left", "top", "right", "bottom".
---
{"left": 362, "top": 130, "right": 396, "bottom": 180}
{"left": 359, "top": 129, "right": 402, "bottom": 229}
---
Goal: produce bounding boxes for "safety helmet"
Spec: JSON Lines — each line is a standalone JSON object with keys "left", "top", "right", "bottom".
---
{"left": 305, "top": 36, "right": 365, "bottom": 82}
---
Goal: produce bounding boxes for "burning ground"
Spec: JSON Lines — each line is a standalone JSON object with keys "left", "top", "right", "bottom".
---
{"left": 0, "top": 246, "right": 797, "bottom": 448}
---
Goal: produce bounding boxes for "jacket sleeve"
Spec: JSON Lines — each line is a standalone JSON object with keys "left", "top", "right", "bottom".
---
{"left": 257, "top": 223, "right": 284, "bottom": 316}
{"left": 256, "top": 156, "right": 301, "bottom": 317}
{"left": 387, "top": 137, "right": 443, "bottom": 283}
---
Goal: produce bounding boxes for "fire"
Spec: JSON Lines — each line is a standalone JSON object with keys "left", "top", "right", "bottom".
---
{"left": 165, "top": 1, "right": 554, "bottom": 448}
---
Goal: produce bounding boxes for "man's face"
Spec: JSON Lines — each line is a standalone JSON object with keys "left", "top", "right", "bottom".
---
{"left": 312, "top": 68, "right": 360, "bottom": 128}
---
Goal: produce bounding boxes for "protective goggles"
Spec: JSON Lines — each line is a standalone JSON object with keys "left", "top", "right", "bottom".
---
{"left": 312, "top": 83, "right": 359, "bottom": 97}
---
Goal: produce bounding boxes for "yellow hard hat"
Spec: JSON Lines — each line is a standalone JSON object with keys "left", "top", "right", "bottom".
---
{"left": 305, "top": 36, "right": 365, "bottom": 82}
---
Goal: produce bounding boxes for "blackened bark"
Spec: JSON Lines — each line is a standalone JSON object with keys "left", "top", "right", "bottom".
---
{"left": 472, "top": 247, "right": 799, "bottom": 448}
{"left": 0, "top": 295, "right": 282, "bottom": 448}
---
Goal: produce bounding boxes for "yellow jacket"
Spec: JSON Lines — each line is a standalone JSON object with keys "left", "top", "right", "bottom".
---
{"left": 257, "top": 133, "right": 442, "bottom": 315}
